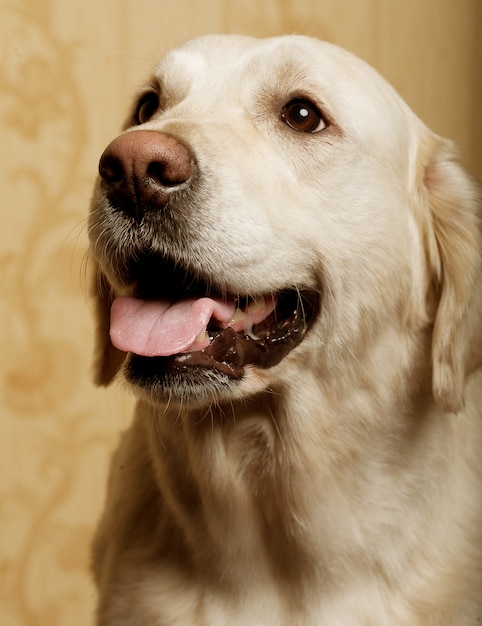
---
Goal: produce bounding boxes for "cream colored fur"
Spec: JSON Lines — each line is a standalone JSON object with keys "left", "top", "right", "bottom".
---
{"left": 89, "top": 35, "right": 482, "bottom": 625}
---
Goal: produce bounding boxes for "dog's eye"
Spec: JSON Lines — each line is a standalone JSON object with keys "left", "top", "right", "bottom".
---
{"left": 135, "top": 92, "right": 159, "bottom": 125}
{"left": 281, "top": 99, "right": 326, "bottom": 133}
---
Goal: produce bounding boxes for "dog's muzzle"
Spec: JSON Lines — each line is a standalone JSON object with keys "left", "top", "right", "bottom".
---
{"left": 93, "top": 129, "right": 320, "bottom": 387}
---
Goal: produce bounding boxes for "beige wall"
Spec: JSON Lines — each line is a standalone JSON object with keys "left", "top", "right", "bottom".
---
{"left": 0, "top": 1, "right": 480, "bottom": 624}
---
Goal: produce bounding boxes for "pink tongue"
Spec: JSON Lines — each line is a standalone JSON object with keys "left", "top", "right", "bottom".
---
{"left": 110, "top": 296, "right": 236, "bottom": 357}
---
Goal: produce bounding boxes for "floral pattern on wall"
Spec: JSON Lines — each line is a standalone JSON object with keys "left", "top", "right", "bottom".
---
{"left": 0, "top": 2, "right": 133, "bottom": 624}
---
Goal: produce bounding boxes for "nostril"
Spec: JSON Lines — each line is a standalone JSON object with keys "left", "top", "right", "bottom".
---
{"left": 146, "top": 160, "right": 190, "bottom": 188}
{"left": 146, "top": 161, "right": 167, "bottom": 187}
{"left": 99, "top": 154, "right": 124, "bottom": 183}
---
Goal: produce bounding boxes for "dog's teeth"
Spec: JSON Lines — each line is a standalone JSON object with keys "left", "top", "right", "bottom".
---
{"left": 245, "top": 295, "right": 265, "bottom": 314}
{"left": 231, "top": 296, "right": 265, "bottom": 323}
{"left": 196, "top": 329, "right": 208, "bottom": 343}
{"left": 230, "top": 307, "right": 247, "bottom": 324}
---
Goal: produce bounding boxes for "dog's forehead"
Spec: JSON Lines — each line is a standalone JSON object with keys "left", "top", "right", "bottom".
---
{"left": 154, "top": 35, "right": 407, "bottom": 115}
{"left": 148, "top": 34, "right": 424, "bottom": 164}
{"left": 153, "top": 35, "right": 265, "bottom": 98}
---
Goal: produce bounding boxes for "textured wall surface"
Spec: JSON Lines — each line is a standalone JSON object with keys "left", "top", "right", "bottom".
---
{"left": 0, "top": 0, "right": 480, "bottom": 624}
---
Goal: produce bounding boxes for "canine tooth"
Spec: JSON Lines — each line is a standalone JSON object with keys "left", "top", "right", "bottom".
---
{"left": 228, "top": 295, "right": 273, "bottom": 331}
{"left": 229, "top": 307, "right": 247, "bottom": 324}
{"left": 196, "top": 329, "right": 208, "bottom": 343}
{"left": 245, "top": 295, "right": 265, "bottom": 314}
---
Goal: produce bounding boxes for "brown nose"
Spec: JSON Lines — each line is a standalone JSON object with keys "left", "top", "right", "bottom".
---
{"left": 98, "top": 130, "right": 194, "bottom": 217}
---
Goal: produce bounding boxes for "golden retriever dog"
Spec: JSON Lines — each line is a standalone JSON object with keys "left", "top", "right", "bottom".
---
{"left": 88, "top": 35, "right": 482, "bottom": 625}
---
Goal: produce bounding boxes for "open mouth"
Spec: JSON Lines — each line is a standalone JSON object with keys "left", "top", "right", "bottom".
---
{"left": 109, "top": 256, "right": 319, "bottom": 379}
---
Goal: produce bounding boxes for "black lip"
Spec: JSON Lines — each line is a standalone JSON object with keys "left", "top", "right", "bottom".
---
{"left": 176, "top": 289, "right": 318, "bottom": 374}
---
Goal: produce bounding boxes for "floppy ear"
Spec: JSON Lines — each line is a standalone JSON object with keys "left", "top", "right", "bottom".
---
{"left": 90, "top": 260, "right": 127, "bottom": 386}
{"left": 420, "top": 137, "right": 482, "bottom": 413}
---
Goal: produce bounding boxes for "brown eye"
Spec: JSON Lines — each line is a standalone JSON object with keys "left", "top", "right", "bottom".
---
{"left": 135, "top": 91, "right": 159, "bottom": 125}
{"left": 281, "top": 99, "right": 326, "bottom": 133}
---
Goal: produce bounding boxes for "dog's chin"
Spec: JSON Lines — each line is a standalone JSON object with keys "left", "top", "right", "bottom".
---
{"left": 120, "top": 288, "right": 320, "bottom": 407}
{"left": 123, "top": 354, "right": 246, "bottom": 407}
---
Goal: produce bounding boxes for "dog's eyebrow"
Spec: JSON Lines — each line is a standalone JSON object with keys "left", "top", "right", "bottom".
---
{"left": 141, "top": 73, "right": 190, "bottom": 112}
{"left": 137, "top": 78, "right": 161, "bottom": 99}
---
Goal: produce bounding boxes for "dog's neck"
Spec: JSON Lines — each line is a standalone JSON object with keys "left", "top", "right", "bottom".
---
{"left": 135, "top": 378, "right": 433, "bottom": 595}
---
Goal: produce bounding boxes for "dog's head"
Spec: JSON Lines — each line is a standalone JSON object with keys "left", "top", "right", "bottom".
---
{"left": 89, "top": 35, "right": 481, "bottom": 411}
